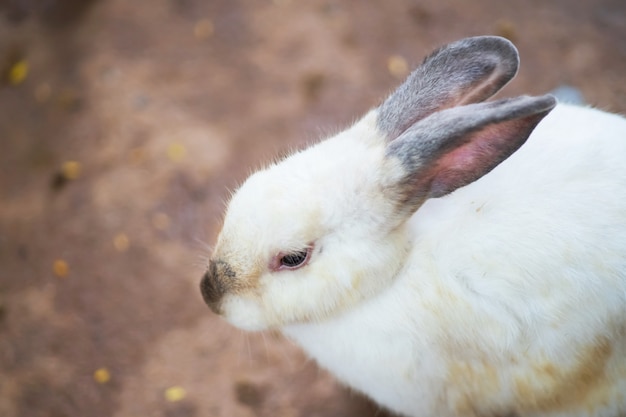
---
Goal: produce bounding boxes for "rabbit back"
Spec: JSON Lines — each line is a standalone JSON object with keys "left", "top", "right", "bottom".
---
{"left": 285, "top": 103, "right": 626, "bottom": 417}
{"left": 409, "top": 102, "right": 626, "bottom": 416}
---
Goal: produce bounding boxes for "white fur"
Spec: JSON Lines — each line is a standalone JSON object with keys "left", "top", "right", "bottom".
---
{"left": 212, "top": 102, "right": 626, "bottom": 417}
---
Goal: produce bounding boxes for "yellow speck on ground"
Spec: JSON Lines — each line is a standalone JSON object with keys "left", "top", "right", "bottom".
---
{"left": 94, "top": 368, "right": 111, "bottom": 384}
{"left": 387, "top": 55, "right": 409, "bottom": 79}
{"left": 165, "top": 386, "right": 187, "bottom": 402}
{"left": 9, "top": 60, "right": 28, "bottom": 85}
{"left": 152, "top": 212, "right": 171, "bottom": 231}
{"left": 495, "top": 19, "right": 517, "bottom": 42}
{"left": 194, "top": 19, "right": 214, "bottom": 39}
{"left": 167, "top": 143, "right": 187, "bottom": 162}
{"left": 113, "top": 233, "right": 130, "bottom": 252}
{"left": 53, "top": 259, "right": 69, "bottom": 277}
{"left": 61, "top": 161, "right": 81, "bottom": 180}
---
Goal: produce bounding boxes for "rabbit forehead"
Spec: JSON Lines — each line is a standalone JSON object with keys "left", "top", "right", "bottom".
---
{"left": 224, "top": 165, "right": 326, "bottom": 241}
{"left": 223, "top": 129, "right": 387, "bottom": 245}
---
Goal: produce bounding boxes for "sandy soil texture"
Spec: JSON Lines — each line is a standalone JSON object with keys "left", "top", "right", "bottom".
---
{"left": 0, "top": 0, "right": 624, "bottom": 416}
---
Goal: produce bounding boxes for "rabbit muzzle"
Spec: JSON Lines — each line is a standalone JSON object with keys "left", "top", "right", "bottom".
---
{"left": 200, "top": 259, "right": 235, "bottom": 314}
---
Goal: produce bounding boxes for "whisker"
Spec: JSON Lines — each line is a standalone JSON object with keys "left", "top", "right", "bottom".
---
{"left": 236, "top": 329, "right": 247, "bottom": 366}
{"left": 260, "top": 331, "right": 270, "bottom": 363}
{"left": 192, "top": 260, "right": 208, "bottom": 269}
{"left": 193, "top": 237, "right": 213, "bottom": 253}
{"left": 219, "top": 192, "right": 232, "bottom": 210}
{"left": 191, "top": 243, "right": 213, "bottom": 271}
{"left": 277, "top": 332, "right": 310, "bottom": 372}
{"left": 196, "top": 252, "right": 210, "bottom": 263}
{"left": 245, "top": 332, "right": 253, "bottom": 362}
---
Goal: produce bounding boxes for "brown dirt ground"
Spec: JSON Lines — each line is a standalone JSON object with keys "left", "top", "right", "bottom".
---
{"left": 0, "top": 1, "right": 624, "bottom": 416}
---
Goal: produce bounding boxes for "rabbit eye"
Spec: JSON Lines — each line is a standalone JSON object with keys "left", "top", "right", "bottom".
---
{"left": 271, "top": 246, "right": 313, "bottom": 271}
{"left": 281, "top": 250, "right": 308, "bottom": 268}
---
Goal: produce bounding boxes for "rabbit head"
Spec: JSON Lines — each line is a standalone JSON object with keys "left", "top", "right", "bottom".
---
{"left": 200, "top": 36, "right": 556, "bottom": 331}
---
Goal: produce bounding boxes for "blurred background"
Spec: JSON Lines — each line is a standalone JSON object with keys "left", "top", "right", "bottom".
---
{"left": 0, "top": 0, "right": 624, "bottom": 416}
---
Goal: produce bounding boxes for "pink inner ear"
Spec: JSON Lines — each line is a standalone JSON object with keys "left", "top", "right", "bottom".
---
{"left": 438, "top": 140, "right": 483, "bottom": 167}
{"left": 427, "top": 122, "right": 525, "bottom": 198}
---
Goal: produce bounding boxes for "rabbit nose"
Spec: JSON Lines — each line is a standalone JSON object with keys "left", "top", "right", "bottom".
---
{"left": 200, "top": 260, "right": 228, "bottom": 313}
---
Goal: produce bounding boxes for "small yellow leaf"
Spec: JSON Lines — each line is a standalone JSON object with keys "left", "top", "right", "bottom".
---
{"left": 113, "top": 233, "right": 130, "bottom": 252}
{"left": 53, "top": 259, "right": 69, "bottom": 278}
{"left": 387, "top": 55, "right": 409, "bottom": 79}
{"left": 94, "top": 367, "right": 111, "bottom": 384}
{"left": 164, "top": 386, "right": 186, "bottom": 402}
{"left": 151, "top": 212, "right": 170, "bottom": 231}
{"left": 194, "top": 19, "right": 214, "bottom": 40}
{"left": 61, "top": 161, "right": 81, "bottom": 180}
{"left": 495, "top": 19, "right": 517, "bottom": 41}
{"left": 9, "top": 60, "right": 28, "bottom": 85}
{"left": 167, "top": 143, "right": 187, "bottom": 162}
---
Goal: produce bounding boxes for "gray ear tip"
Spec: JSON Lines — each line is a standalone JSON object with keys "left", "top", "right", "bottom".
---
{"left": 536, "top": 94, "right": 558, "bottom": 111}
{"left": 463, "top": 35, "right": 518, "bottom": 55}
{"left": 487, "top": 36, "right": 519, "bottom": 63}
{"left": 457, "top": 36, "right": 520, "bottom": 73}
{"left": 498, "top": 94, "right": 558, "bottom": 117}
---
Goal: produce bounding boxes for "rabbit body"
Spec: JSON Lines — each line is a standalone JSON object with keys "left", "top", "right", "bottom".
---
{"left": 200, "top": 37, "right": 626, "bottom": 417}
{"left": 283, "top": 103, "right": 626, "bottom": 417}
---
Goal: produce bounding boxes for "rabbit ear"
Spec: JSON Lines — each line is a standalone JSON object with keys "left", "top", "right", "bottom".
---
{"left": 378, "top": 36, "right": 520, "bottom": 140}
{"left": 384, "top": 95, "right": 557, "bottom": 212}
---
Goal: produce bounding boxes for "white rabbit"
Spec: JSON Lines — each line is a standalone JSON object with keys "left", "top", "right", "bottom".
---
{"left": 200, "top": 36, "right": 626, "bottom": 417}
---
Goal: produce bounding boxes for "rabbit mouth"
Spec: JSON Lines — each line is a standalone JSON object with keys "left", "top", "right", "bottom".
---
{"left": 200, "top": 259, "right": 269, "bottom": 330}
